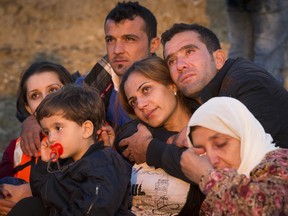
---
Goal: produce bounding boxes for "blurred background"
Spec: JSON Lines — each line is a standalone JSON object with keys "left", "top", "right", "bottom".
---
{"left": 0, "top": 0, "right": 287, "bottom": 156}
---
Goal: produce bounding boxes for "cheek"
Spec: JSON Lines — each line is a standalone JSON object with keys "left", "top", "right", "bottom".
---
{"left": 169, "top": 69, "right": 178, "bottom": 82}
{"left": 26, "top": 101, "right": 39, "bottom": 114}
{"left": 133, "top": 109, "right": 145, "bottom": 120}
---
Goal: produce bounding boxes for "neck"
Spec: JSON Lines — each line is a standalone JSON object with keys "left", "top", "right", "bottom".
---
{"left": 164, "top": 104, "right": 190, "bottom": 132}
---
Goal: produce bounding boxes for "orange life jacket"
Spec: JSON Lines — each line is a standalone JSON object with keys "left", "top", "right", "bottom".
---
{"left": 13, "top": 137, "right": 39, "bottom": 182}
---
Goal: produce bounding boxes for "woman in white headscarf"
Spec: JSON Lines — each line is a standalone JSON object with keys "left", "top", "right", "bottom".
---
{"left": 181, "top": 96, "right": 288, "bottom": 215}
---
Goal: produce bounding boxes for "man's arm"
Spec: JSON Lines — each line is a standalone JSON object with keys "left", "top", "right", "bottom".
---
{"left": 20, "top": 115, "right": 42, "bottom": 157}
{"left": 119, "top": 123, "right": 194, "bottom": 183}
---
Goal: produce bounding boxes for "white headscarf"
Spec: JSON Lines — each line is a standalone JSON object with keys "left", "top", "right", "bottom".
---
{"left": 187, "top": 97, "right": 278, "bottom": 176}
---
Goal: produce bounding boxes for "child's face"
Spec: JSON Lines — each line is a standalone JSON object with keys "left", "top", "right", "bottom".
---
{"left": 40, "top": 114, "right": 91, "bottom": 161}
{"left": 25, "top": 71, "right": 63, "bottom": 114}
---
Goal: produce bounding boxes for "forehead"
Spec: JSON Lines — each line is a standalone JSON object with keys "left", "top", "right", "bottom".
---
{"left": 125, "top": 72, "right": 147, "bottom": 89}
{"left": 26, "top": 71, "right": 60, "bottom": 90}
{"left": 104, "top": 16, "right": 147, "bottom": 37}
{"left": 164, "top": 31, "right": 202, "bottom": 58}
{"left": 125, "top": 72, "right": 158, "bottom": 94}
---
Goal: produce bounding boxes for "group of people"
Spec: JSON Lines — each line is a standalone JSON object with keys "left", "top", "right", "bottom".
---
{"left": 0, "top": 1, "right": 287, "bottom": 215}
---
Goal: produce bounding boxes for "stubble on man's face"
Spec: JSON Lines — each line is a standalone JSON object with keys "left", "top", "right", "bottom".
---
{"left": 104, "top": 17, "right": 151, "bottom": 77}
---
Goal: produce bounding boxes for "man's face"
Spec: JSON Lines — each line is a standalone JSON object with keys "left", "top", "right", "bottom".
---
{"left": 164, "top": 31, "right": 218, "bottom": 99}
{"left": 105, "top": 16, "right": 151, "bottom": 77}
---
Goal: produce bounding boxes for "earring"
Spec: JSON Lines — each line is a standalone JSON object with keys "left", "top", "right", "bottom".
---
{"left": 174, "top": 92, "right": 177, "bottom": 96}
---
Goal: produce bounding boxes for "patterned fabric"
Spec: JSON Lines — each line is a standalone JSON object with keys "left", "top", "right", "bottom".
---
{"left": 83, "top": 55, "right": 114, "bottom": 111}
{"left": 130, "top": 162, "right": 190, "bottom": 216}
{"left": 199, "top": 149, "right": 288, "bottom": 215}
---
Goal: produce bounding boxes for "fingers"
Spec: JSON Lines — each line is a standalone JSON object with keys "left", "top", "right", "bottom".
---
{"left": 97, "top": 126, "right": 115, "bottom": 147}
{"left": 20, "top": 116, "right": 42, "bottom": 157}
{"left": 101, "top": 131, "right": 112, "bottom": 147}
{"left": 0, "top": 199, "right": 16, "bottom": 215}
{"left": 0, "top": 186, "right": 11, "bottom": 199}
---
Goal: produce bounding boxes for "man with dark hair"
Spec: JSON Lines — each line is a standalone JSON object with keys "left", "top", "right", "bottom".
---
{"left": 120, "top": 23, "right": 288, "bottom": 180}
{"left": 19, "top": 1, "right": 160, "bottom": 157}
{"left": 84, "top": 1, "right": 160, "bottom": 127}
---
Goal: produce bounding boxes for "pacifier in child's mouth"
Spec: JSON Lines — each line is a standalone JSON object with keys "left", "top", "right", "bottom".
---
{"left": 49, "top": 143, "right": 63, "bottom": 162}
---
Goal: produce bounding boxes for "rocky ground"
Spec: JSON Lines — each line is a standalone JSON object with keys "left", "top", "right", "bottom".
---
{"left": 0, "top": 0, "right": 287, "bottom": 157}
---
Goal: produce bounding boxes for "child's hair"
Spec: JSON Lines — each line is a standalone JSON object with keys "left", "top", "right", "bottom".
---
{"left": 16, "top": 61, "right": 75, "bottom": 121}
{"left": 35, "top": 84, "right": 106, "bottom": 142}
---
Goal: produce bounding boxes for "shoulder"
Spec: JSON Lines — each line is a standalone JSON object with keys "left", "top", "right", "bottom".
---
{"left": 85, "top": 146, "right": 132, "bottom": 174}
{"left": 252, "top": 149, "right": 288, "bottom": 178}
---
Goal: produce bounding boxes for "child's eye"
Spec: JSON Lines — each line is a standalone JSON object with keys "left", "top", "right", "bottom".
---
{"left": 56, "top": 126, "right": 63, "bottom": 131}
{"left": 42, "top": 129, "right": 49, "bottom": 136}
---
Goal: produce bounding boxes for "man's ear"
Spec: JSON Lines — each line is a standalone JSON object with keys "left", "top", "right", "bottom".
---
{"left": 149, "top": 37, "right": 160, "bottom": 54}
{"left": 213, "top": 49, "right": 226, "bottom": 70}
{"left": 82, "top": 120, "right": 94, "bottom": 139}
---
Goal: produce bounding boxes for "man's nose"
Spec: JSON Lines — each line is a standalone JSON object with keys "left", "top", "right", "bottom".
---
{"left": 114, "top": 41, "right": 125, "bottom": 54}
{"left": 176, "top": 56, "right": 188, "bottom": 72}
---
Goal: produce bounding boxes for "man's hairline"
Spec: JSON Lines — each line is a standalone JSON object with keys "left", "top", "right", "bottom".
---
{"left": 104, "top": 16, "right": 152, "bottom": 42}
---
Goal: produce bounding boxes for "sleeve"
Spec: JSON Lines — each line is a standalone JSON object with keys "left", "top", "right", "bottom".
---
{"left": 62, "top": 155, "right": 131, "bottom": 216}
{"left": 29, "top": 158, "right": 50, "bottom": 196}
{"left": 146, "top": 139, "right": 194, "bottom": 183}
{"left": 199, "top": 161, "right": 288, "bottom": 215}
{"left": 0, "top": 139, "right": 17, "bottom": 178}
{"left": 229, "top": 74, "right": 287, "bottom": 147}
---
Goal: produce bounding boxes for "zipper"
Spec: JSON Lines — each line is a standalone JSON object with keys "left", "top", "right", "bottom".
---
{"left": 86, "top": 184, "right": 100, "bottom": 215}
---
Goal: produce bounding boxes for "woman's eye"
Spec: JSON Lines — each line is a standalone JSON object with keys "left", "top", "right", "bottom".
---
{"left": 129, "top": 100, "right": 136, "bottom": 108}
{"left": 142, "top": 86, "right": 150, "bottom": 93}
{"left": 216, "top": 142, "right": 227, "bottom": 148}
{"left": 49, "top": 87, "right": 60, "bottom": 93}
{"left": 30, "top": 93, "right": 39, "bottom": 100}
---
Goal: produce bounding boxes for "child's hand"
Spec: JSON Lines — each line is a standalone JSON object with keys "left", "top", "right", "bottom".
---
{"left": 97, "top": 125, "right": 115, "bottom": 147}
{"left": 40, "top": 137, "right": 52, "bottom": 162}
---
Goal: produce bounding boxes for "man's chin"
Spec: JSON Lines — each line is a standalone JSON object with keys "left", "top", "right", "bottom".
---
{"left": 113, "top": 65, "right": 128, "bottom": 76}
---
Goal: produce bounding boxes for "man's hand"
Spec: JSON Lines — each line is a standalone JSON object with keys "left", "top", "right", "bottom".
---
{"left": 173, "top": 127, "right": 191, "bottom": 148}
{"left": 119, "top": 124, "right": 152, "bottom": 164}
{"left": 180, "top": 148, "right": 212, "bottom": 184}
{"left": 0, "top": 183, "right": 32, "bottom": 215}
{"left": 97, "top": 125, "right": 115, "bottom": 147}
{"left": 20, "top": 115, "right": 42, "bottom": 157}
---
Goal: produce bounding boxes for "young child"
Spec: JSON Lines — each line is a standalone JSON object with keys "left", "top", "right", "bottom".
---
{"left": 9, "top": 84, "right": 132, "bottom": 215}
{"left": 0, "top": 61, "right": 75, "bottom": 183}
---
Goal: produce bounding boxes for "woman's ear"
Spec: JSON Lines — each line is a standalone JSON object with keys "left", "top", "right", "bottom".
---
{"left": 213, "top": 49, "right": 226, "bottom": 70}
{"left": 168, "top": 83, "right": 177, "bottom": 95}
{"left": 82, "top": 120, "right": 94, "bottom": 139}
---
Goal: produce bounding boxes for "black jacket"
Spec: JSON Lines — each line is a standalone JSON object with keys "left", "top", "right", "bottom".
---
{"left": 146, "top": 57, "right": 288, "bottom": 196}
{"left": 114, "top": 120, "right": 205, "bottom": 216}
{"left": 30, "top": 143, "right": 132, "bottom": 216}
